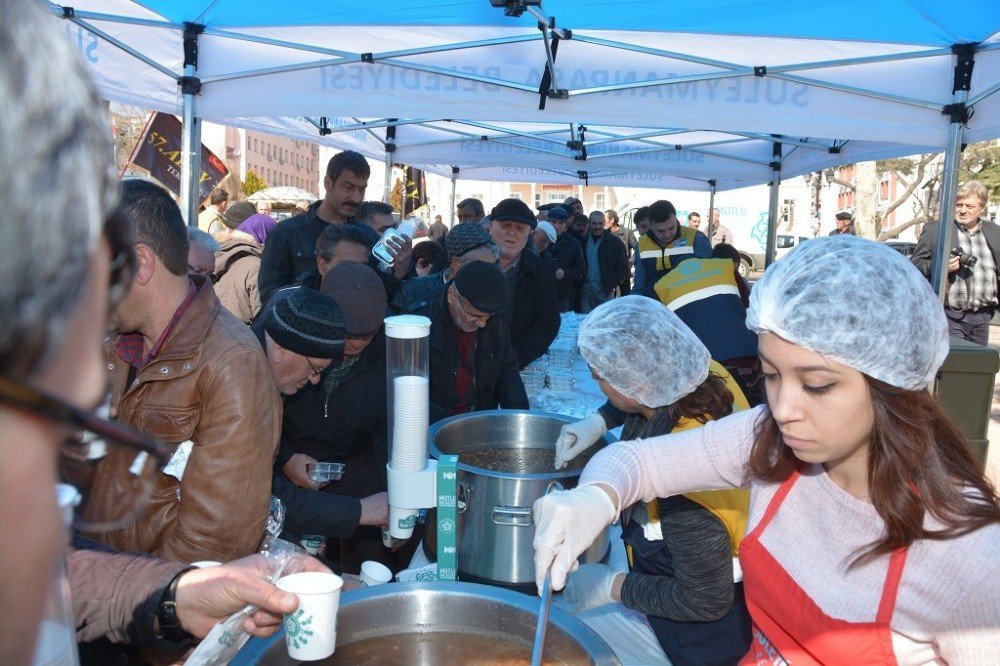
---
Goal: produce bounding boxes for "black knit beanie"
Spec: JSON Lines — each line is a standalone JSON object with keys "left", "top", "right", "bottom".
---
{"left": 452, "top": 261, "right": 508, "bottom": 314}
{"left": 264, "top": 287, "right": 346, "bottom": 359}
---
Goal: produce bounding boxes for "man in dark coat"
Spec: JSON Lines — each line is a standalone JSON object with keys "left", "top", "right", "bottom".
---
{"left": 412, "top": 262, "right": 529, "bottom": 424}
{"left": 579, "top": 210, "right": 630, "bottom": 313}
{"left": 258, "top": 150, "right": 411, "bottom": 304}
{"left": 271, "top": 263, "right": 398, "bottom": 573}
{"left": 488, "top": 198, "right": 561, "bottom": 368}
{"left": 546, "top": 205, "right": 588, "bottom": 312}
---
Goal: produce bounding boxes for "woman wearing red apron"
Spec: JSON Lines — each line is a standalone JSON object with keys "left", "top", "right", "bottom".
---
{"left": 534, "top": 234, "right": 1000, "bottom": 665}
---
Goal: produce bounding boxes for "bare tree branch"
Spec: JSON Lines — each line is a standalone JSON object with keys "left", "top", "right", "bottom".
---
{"left": 877, "top": 216, "right": 929, "bottom": 241}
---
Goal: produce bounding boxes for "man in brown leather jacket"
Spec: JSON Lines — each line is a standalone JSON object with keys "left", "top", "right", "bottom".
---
{"left": 79, "top": 180, "right": 284, "bottom": 564}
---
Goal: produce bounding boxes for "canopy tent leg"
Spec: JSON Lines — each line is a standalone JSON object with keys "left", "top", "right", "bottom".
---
{"left": 765, "top": 143, "right": 782, "bottom": 268}
{"left": 179, "top": 84, "right": 202, "bottom": 227}
{"left": 931, "top": 45, "right": 975, "bottom": 300}
{"left": 383, "top": 154, "right": 392, "bottom": 206}
{"left": 450, "top": 167, "right": 459, "bottom": 228}
{"left": 178, "top": 24, "right": 204, "bottom": 227}
{"left": 707, "top": 180, "right": 716, "bottom": 233}
{"left": 384, "top": 120, "right": 397, "bottom": 207}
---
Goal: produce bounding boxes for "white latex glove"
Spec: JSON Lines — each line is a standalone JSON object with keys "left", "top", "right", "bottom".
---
{"left": 554, "top": 413, "right": 607, "bottom": 470}
{"left": 533, "top": 485, "right": 617, "bottom": 592}
{"left": 563, "top": 563, "right": 622, "bottom": 613}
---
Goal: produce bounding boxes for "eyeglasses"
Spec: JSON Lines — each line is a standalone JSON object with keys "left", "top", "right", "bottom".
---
{"left": 305, "top": 357, "right": 324, "bottom": 380}
{"left": 0, "top": 375, "right": 169, "bottom": 533}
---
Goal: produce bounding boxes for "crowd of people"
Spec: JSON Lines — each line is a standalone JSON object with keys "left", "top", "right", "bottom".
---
{"left": 3, "top": 1, "right": 1000, "bottom": 664}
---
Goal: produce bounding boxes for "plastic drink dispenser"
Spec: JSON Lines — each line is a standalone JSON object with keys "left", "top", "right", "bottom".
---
{"left": 384, "top": 315, "right": 434, "bottom": 539}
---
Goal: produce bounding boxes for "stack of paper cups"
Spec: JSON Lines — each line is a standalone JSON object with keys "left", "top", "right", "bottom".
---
{"left": 391, "top": 375, "right": 429, "bottom": 471}
{"left": 389, "top": 375, "right": 429, "bottom": 538}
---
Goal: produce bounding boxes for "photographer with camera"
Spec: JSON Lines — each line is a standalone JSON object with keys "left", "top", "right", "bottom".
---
{"left": 912, "top": 180, "right": 1000, "bottom": 346}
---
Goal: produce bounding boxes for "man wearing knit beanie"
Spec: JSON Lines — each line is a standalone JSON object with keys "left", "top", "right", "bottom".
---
{"left": 279, "top": 261, "right": 397, "bottom": 574}
{"left": 250, "top": 287, "right": 346, "bottom": 395}
{"left": 388, "top": 222, "right": 499, "bottom": 315}
{"left": 488, "top": 198, "right": 560, "bottom": 368}
{"left": 411, "top": 261, "right": 528, "bottom": 423}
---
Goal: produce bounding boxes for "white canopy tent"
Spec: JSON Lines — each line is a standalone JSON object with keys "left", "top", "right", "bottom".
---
{"left": 51, "top": 0, "right": 1000, "bottom": 288}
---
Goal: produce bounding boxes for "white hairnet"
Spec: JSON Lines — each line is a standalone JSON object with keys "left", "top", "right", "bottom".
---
{"left": 747, "top": 235, "right": 948, "bottom": 390}
{"left": 578, "top": 295, "right": 710, "bottom": 408}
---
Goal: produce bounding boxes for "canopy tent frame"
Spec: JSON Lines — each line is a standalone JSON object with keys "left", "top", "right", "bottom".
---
{"left": 54, "top": 0, "right": 1000, "bottom": 287}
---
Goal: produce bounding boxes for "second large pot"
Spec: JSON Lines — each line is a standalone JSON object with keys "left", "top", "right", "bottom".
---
{"left": 428, "top": 409, "right": 614, "bottom": 586}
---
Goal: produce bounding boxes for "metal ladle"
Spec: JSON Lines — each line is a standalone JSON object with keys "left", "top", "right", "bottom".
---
{"left": 530, "top": 481, "right": 563, "bottom": 666}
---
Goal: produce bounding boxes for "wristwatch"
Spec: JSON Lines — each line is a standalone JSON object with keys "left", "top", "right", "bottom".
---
{"left": 156, "top": 568, "right": 195, "bottom": 644}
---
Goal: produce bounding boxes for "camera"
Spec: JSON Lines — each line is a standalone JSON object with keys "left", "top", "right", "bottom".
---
{"left": 951, "top": 246, "right": 978, "bottom": 269}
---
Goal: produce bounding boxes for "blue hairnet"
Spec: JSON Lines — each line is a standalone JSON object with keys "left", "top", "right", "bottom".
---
{"left": 578, "top": 295, "right": 710, "bottom": 408}
{"left": 746, "top": 235, "right": 948, "bottom": 390}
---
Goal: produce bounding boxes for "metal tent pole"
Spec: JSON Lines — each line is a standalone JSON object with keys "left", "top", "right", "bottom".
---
{"left": 450, "top": 167, "right": 459, "bottom": 228}
{"left": 932, "top": 45, "right": 976, "bottom": 300}
{"left": 179, "top": 23, "right": 204, "bottom": 226}
{"left": 765, "top": 142, "right": 782, "bottom": 268}
{"left": 707, "top": 179, "right": 716, "bottom": 232}
{"left": 384, "top": 120, "right": 397, "bottom": 207}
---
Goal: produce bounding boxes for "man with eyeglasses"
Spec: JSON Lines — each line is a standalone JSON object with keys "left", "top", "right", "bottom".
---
{"left": 0, "top": 2, "right": 327, "bottom": 663}
{"left": 276, "top": 263, "right": 395, "bottom": 574}
{"left": 249, "top": 287, "right": 345, "bottom": 396}
{"left": 81, "top": 179, "right": 284, "bottom": 566}
{"left": 411, "top": 261, "right": 528, "bottom": 424}
{"left": 913, "top": 180, "right": 1000, "bottom": 346}
{"left": 388, "top": 221, "right": 500, "bottom": 314}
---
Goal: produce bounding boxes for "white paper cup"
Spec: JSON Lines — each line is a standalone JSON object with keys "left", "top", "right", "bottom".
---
{"left": 276, "top": 572, "right": 343, "bottom": 661}
{"left": 388, "top": 505, "right": 418, "bottom": 539}
{"left": 358, "top": 560, "right": 393, "bottom": 587}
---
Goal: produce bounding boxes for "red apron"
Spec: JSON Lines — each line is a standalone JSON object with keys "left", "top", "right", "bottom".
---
{"left": 738, "top": 468, "right": 907, "bottom": 665}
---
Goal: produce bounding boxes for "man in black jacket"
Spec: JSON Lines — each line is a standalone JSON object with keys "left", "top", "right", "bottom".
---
{"left": 546, "top": 205, "right": 588, "bottom": 312}
{"left": 488, "top": 198, "right": 561, "bottom": 368}
{"left": 270, "top": 263, "right": 397, "bottom": 573}
{"left": 579, "top": 210, "right": 630, "bottom": 313}
{"left": 258, "top": 150, "right": 411, "bottom": 304}
{"left": 412, "top": 262, "right": 528, "bottom": 424}
{"left": 912, "top": 180, "right": 1000, "bottom": 346}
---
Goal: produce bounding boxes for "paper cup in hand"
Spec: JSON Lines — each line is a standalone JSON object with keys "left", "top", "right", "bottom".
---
{"left": 389, "top": 505, "right": 418, "bottom": 539}
{"left": 276, "top": 571, "right": 343, "bottom": 661}
{"left": 358, "top": 560, "right": 393, "bottom": 587}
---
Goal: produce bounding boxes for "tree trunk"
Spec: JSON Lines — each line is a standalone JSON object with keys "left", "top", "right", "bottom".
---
{"left": 854, "top": 161, "right": 878, "bottom": 238}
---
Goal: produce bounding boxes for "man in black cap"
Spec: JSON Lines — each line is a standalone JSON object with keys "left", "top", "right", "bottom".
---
{"left": 412, "top": 261, "right": 528, "bottom": 423}
{"left": 276, "top": 263, "right": 395, "bottom": 573}
{"left": 545, "top": 205, "right": 587, "bottom": 312}
{"left": 488, "top": 198, "right": 560, "bottom": 368}
{"left": 389, "top": 221, "right": 500, "bottom": 314}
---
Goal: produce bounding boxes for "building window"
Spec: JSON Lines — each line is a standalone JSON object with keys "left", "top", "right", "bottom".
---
{"left": 510, "top": 192, "right": 522, "bottom": 200}
{"left": 534, "top": 193, "right": 542, "bottom": 207}
{"left": 548, "top": 193, "right": 564, "bottom": 203}
{"left": 594, "top": 193, "right": 605, "bottom": 211}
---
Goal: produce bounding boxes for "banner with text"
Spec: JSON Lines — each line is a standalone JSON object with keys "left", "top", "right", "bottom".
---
{"left": 130, "top": 112, "right": 228, "bottom": 203}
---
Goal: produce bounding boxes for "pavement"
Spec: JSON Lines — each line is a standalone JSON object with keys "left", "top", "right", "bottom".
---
{"left": 986, "top": 327, "right": 1000, "bottom": 486}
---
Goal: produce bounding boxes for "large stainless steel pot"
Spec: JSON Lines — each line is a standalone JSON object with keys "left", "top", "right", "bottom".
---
{"left": 232, "top": 582, "right": 620, "bottom": 665}
{"left": 428, "top": 410, "right": 614, "bottom": 586}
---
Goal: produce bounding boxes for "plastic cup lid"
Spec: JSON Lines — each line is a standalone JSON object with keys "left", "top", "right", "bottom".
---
{"left": 384, "top": 315, "right": 431, "bottom": 339}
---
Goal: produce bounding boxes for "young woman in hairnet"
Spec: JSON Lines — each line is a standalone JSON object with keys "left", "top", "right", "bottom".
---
{"left": 535, "top": 235, "right": 1000, "bottom": 665}
{"left": 556, "top": 296, "right": 753, "bottom": 665}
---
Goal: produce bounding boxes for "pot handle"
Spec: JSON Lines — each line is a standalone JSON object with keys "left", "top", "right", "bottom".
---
{"left": 456, "top": 482, "right": 471, "bottom": 514}
{"left": 492, "top": 505, "right": 533, "bottom": 527}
